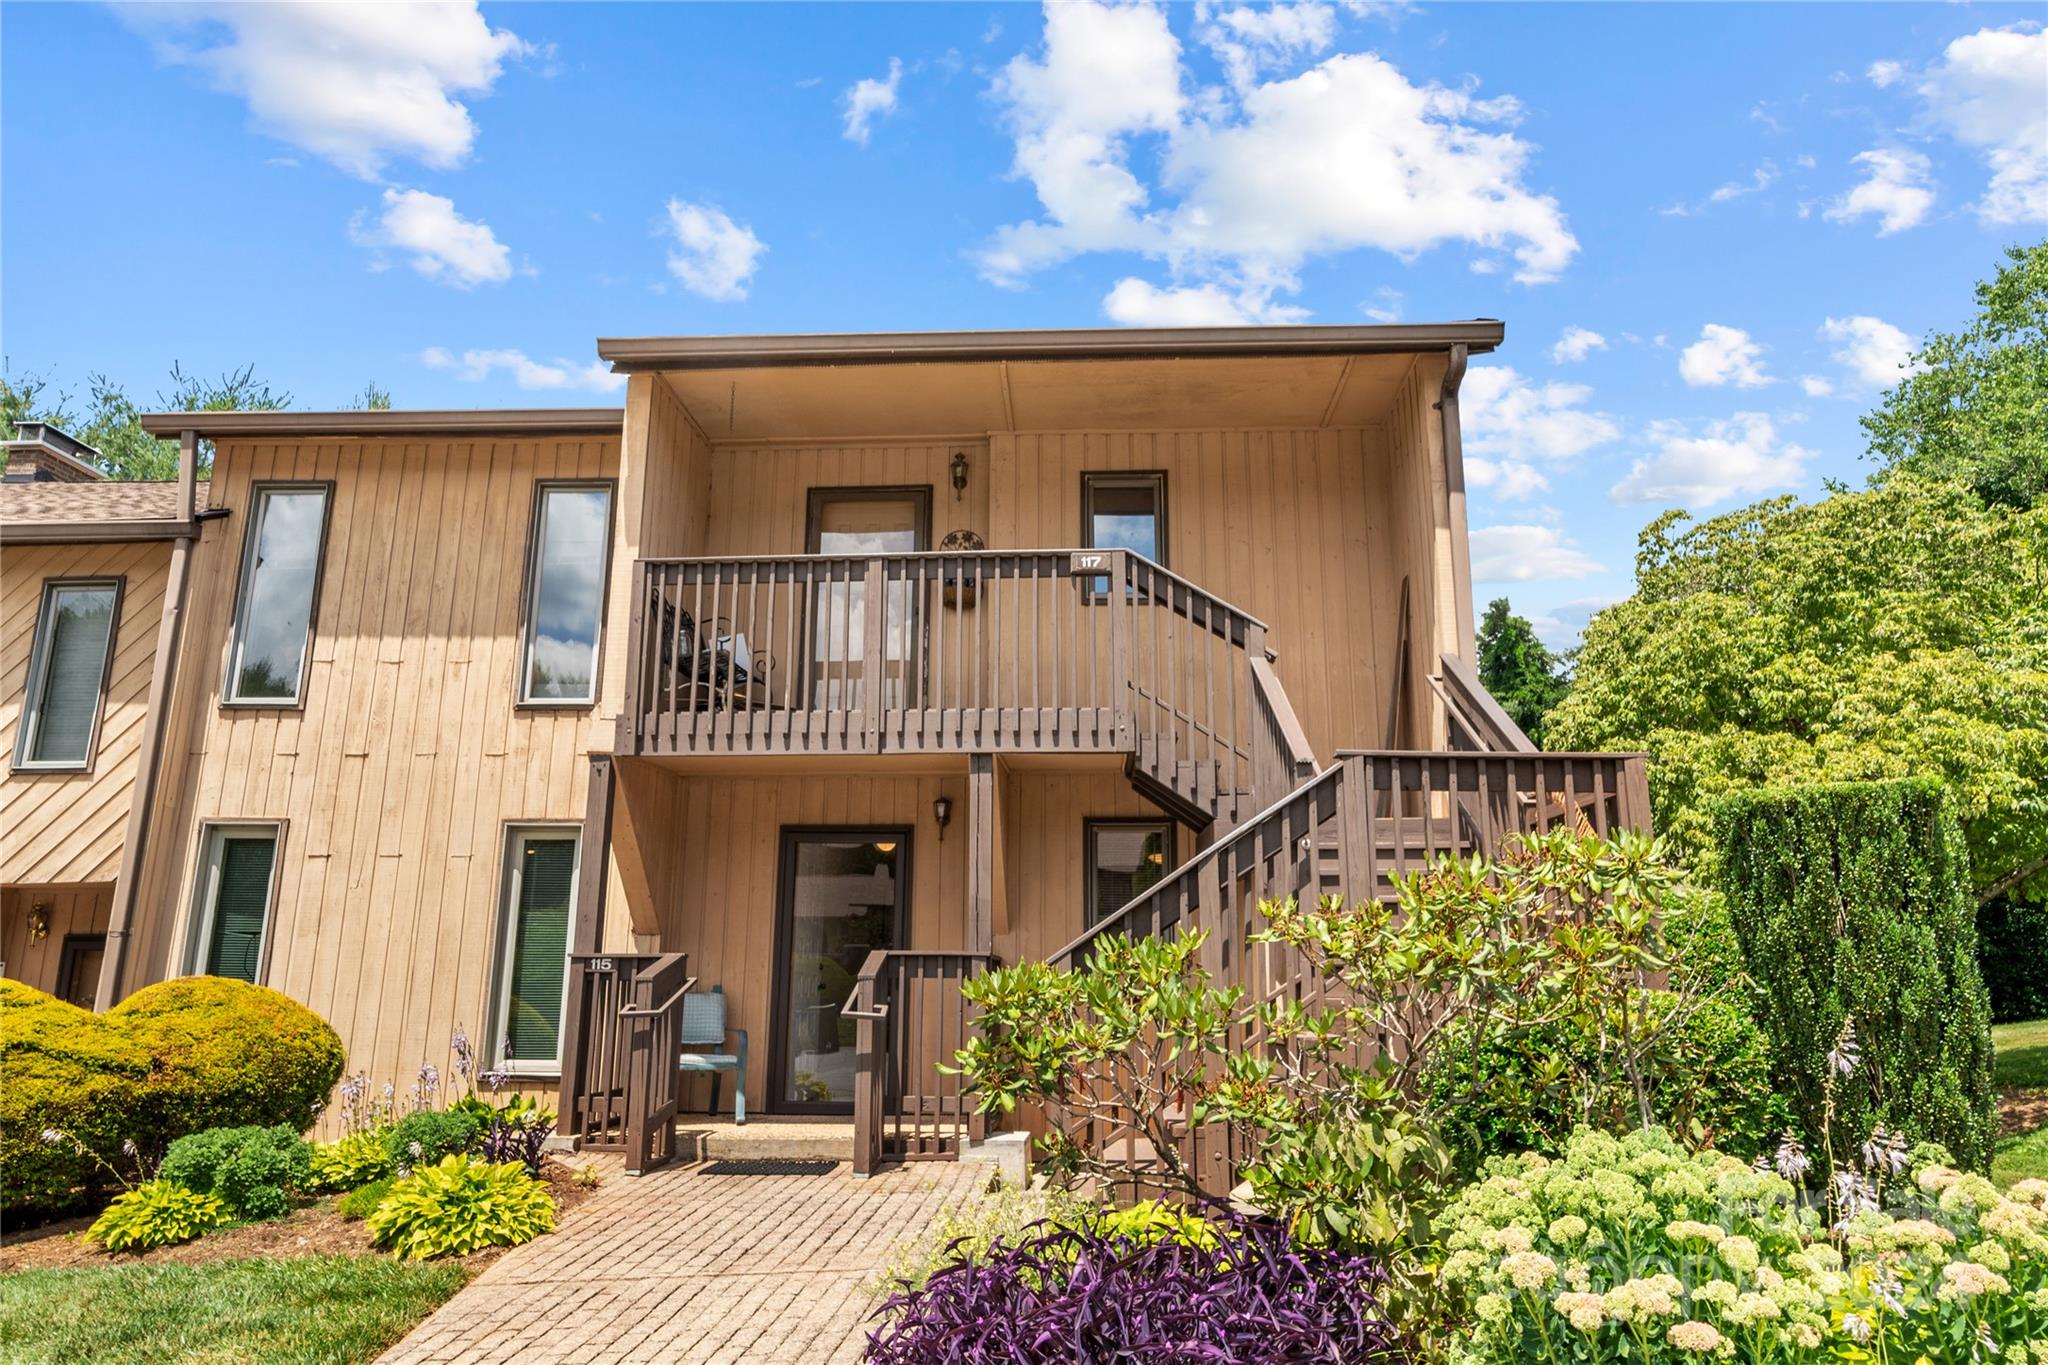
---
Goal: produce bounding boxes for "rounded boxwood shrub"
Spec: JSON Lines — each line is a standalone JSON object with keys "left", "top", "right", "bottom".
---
{"left": 0, "top": 977, "right": 344, "bottom": 1218}
{"left": 158, "top": 1123, "right": 313, "bottom": 1220}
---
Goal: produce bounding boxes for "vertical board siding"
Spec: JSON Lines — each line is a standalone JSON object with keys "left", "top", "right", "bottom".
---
{"left": 1, "top": 883, "right": 113, "bottom": 997}
{"left": 0, "top": 540, "right": 172, "bottom": 885}
{"left": 696, "top": 440, "right": 991, "bottom": 555}
{"left": 131, "top": 435, "right": 619, "bottom": 1117}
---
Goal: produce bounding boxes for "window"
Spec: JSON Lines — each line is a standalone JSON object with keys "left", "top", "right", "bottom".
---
{"left": 493, "top": 828, "right": 580, "bottom": 1072}
{"left": 519, "top": 484, "right": 613, "bottom": 704}
{"left": 1084, "top": 820, "right": 1175, "bottom": 927}
{"left": 57, "top": 934, "right": 106, "bottom": 1010}
{"left": 225, "top": 485, "right": 330, "bottom": 705}
{"left": 14, "top": 579, "right": 120, "bottom": 769}
{"left": 1081, "top": 472, "right": 1167, "bottom": 598}
{"left": 187, "top": 826, "right": 281, "bottom": 983}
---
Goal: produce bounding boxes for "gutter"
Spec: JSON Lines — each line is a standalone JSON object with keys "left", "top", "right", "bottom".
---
{"left": 1, "top": 519, "right": 194, "bottom": 544}
{"left": 1438, "top": 343, "right": 1478, "bottom": 665}
{"left": 138, "top": 408, "right": 623, "bottom": 439}
{"left": 95, "top": 432, "right": 203, "bottom": 1009}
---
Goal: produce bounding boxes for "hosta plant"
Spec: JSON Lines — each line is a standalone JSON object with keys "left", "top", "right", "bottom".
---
{"left": 1439, "top": 1127, "right": 2048, "bottom": 1364}
{"left": 307, "top": 1129, "right": 395, "bottom": 1192}
{"left": 866, "top": 1210, "right": 1404, "bottom": 1364}
{"left": 365, "top": 1155, "right": 555, "bottom": 1260}
{"left": 86, "top": 1180, "right": 231, "bottom": 1253}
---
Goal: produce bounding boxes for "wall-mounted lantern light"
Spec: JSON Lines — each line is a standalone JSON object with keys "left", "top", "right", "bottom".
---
{"left": 932, "top": 795, "right": 953, "bottom": 841}
{"left": 950, "top": 450, "right": 969, "bottom": 500}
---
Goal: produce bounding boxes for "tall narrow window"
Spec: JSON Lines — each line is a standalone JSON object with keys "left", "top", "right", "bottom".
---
{"left": 494, "top": 829, "right": 579, "bottom": 1072}
{"left": 1081, "top": 472, "right": 1167, "bottom": 598}
{"left": 520, "top": 484, "right": 613, "bottom": 704}
{"left": 14, "top": 580, "right": 120, "bottom": 769}
{"left": 1084, "top": 820, "right": 1174, "bottom": 927}
{"left": 188, "top": 826, "right": 280, "bottom": 983}
{"left": 225, "top": 486, "right": 329, "bottom": 704}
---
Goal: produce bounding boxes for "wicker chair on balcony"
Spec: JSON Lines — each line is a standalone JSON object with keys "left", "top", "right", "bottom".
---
{"left": 678, "top": 985, "right": 748, "bottom": 1124}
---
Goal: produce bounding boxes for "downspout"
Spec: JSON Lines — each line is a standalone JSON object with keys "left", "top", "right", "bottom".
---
{"left": 95, "top": 430, "right": 201, "bottom": 1010}
{"left": 1438, "top": 344, "right": 1477, "bottom": 662}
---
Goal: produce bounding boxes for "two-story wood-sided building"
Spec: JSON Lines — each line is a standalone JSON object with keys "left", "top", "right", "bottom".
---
{"left": 2, "top": 325, "right": 1648, "bottom": 1174}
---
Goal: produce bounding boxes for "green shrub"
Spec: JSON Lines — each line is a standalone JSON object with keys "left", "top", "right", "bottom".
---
{"left": 158, "top": 1125, "right": 312, "bottom": 1220}
{"left": 1439, "top": 1127, "right": 2048, "bottom": 1362}
{"left": 336, "top": 1176, "right": 398, "bottom": 1221}
{"left": 1717, "top": 779, "right": 1998, "bottom": 1171}
{"left": 1978, "top": 894, "right": 2048, "bottom": 1023}
{"left": 383, "top": 1108, "right": 483, "bottom": 1171}
{"left": 1, "top": 977, "right": 344, "bottom": 1218}
{"left": 308, "top": 1131, "right": 395, "bottom": 1193}
{"left": 365, "top": 1156, "right": 555, "bottom": 1260}
{"left": 86, "top": 1180, "right": 231, "bottom": 1253}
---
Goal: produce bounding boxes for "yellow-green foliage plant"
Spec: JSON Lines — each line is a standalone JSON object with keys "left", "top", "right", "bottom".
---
{"left": 365, "top": 1155, "right": 555, "bottom": 1260}
{"left": 307, "top": 1130, "right": 395, "bottom": 1193}
{"left": 1, "top": 978, "right": 344, "bottom": 1217}
{"left": 1439, "top": 1128, "right": 2048, "bottom": 1363}
{"left": 86, "top": 1180, "right": 231, "bottom": 1254}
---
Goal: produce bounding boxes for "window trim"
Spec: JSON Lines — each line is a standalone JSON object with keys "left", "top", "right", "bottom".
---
{"left": 489, "top": 823, "right": 583, "bottom": 1077}
{"left": 11, "top": 576, "right": 125, "bottom": 774}
{"left": 1080, "top": 471, "right": 1169, "bottom": 569}
{"left": 221, "top": 482, "right": 334, "bottom": 710}
{"left": 515, "top": 480, "right": 618, "bottom": 710}
{"left": 183, "top": 821, "right": 287, "bottom": 984}
{"left": 56, "top": 933, "right": 107, "bottom": 1009}
{"left": 1082, "top": 818, "right": 1177, "bottom": 928}
{"left": 802, "top": 485, "right": 934, "bottom": 553}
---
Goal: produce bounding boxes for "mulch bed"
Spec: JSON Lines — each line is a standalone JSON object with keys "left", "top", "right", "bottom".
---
{"left": 0, "top": 1160, "right": 600, "bottom": 1275}
{"left": 2000, "top": 1087, "right": 2048, "bottom": 1138}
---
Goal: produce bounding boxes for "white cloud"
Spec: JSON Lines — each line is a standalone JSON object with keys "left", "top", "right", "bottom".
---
{"left": 842, "top": 57, "right": 903, "bottom": 144}
{"left": 1462, "top": 365, "right": 1620, "bottom": 463}
{"left": 1101, "top": 277, "right": 1307, "bottom": 325}
{"left": 1659, "top": 161, "right": 1780, "bottom": 217}
{"left": 1550, "top": 326, "right": 1607, "bottom": 364}
{"left": 421, "top": 347, "right": 624, "bottom": 394}
{"left": 1820, "top": 314, "right": 1922, "bottom": 388}
{"left": 1609, "top": 413, "right": 1812, "bottom": 507}
{"left": 1361, "top": 286, "right": 1403, "bottom": 323}
{"left": 662, "top": 199, "right": 765, "bottom": 301}
{"left": 1470, "top": 525, "right": 1606, "bottom": 582}
{"left": 1799, "top": 374, "right": 1835, "bottom": 397}
{"left": 1867, "top": 59, "right": 1906, "bottom": 88}
{"left": 981, "top": 0, "right": 1578, "bottom": 318}
{"left": 1679, "top": 324, "right": 1773, "bottom": 389}
{"left": 1198, "top": 2, "right": 1338, "bottom": 91}
{"left": 351, "top": 188, "right": 512, "bottom": 287}
{"left": 1824, "top": 148, "right": 1936, "bottom": 235}
{"left": 124, "top": 2, "right": 526, "bottom": 179}
{"left": 1916, "top": 25, "right": 2048, "bottom": 225}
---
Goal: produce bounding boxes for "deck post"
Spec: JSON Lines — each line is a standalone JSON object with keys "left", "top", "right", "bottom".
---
{"left": 966, "top": 754, "right": 997, "bottom": 955}
{"left": 559, "top": 754, "right": 615, "bottom": 1147}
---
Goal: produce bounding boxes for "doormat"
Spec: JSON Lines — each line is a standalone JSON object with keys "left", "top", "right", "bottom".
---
{"left": 699, "top": 1158, "right": 841, "bottom": 1177}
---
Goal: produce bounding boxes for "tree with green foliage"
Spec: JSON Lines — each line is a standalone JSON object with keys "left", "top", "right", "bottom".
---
{"left": 1547, "top": 477, "right": 2048, "bottom": 902}
{"left": 1862, "top": 240, "right": 2047, "bottom": 510}
{"left": 1475, "top": 597, "right": 1568, "bottom": 747}
{"left": 1, "top": 363, "right": 292, "bottom": 479}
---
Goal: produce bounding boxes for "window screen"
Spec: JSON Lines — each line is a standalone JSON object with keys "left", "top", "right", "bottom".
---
{"left": 500, "top": 833, "right": 577, "bottom": 1065}
{"left": 1086, "top": 821, "right": 1173, "bottom": 927}
{"left": 520, "top": 485, "right": 611, "bottom": 703}
{"left": 16, "top": 582, "right": 117, "bottom": 767}
{"left": 201, "top": 833, "right": 277, "bottom": 982}
{"left": 226, "top": 487, "right": 328, "bottom": 703}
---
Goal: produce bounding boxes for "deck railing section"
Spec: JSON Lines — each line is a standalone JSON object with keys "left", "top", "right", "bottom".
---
{"left": 618, "top": 952, "right": 694, "bottom": 1175}
{"left": 846, "top": 950, "right": 997, "bottom": 1177}
{"left": 563, "top": 952, "right": 665, "bottom": 1151}
{"left": 622, "top": 550, "right": 1279, "bottom": 826}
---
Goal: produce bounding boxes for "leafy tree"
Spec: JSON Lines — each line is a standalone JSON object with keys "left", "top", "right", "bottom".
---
{"left": 1547, "top": 478, "right": 2048, "bottom": 902}
{"left": 347, "top": 382, "right": 393, "bottom": 411}
{"left": 1862, "top": 240, "right": 2047, "bottom": 510}
{"left": 1475, "top": 597, "right": 1568, "bottom": 747}
{"left": 1, "top": 363, "right": 291, "bottom": 479}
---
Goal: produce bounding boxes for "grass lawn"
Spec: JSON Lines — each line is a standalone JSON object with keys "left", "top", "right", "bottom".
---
{"left": 1993, "top": 1017, "right": 2048, "bottom": 1091}
{"left": 0, "top": 1254, "right": 468, "bottom": 1365}
{"left": 1993, "top": 1018, "right": 2048, "bottom": 1188}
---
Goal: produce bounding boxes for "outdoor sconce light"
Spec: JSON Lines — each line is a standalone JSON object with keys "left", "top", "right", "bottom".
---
{"left": 26, "top": 901, "right": 51, "bottom": 944}
{"left": 932, "top": 795, "right": 953, "bottom": 841}
{"left": 950, "top": 450, "right": 969, "bottom": 500}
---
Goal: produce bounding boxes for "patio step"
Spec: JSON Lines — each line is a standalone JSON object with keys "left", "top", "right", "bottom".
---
{"left": 671, "top": 1116, "right": 855, "bottom": 1164}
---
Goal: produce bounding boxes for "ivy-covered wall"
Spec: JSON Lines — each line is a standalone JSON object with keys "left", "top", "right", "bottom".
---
{"left": 1716, "top": 779, "right": 1997, "bottom": 1171}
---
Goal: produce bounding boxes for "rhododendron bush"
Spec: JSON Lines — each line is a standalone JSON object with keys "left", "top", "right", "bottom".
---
{"left": 1441, "top": 1129, "right": 2047, "bottom": 1363}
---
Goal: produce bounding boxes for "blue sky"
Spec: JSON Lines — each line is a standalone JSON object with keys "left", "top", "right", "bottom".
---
{"left": 5, "top": 2, "right": 2044, "bottom": 645}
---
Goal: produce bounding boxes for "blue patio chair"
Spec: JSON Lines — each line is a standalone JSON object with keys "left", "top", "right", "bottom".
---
{"left": 678, "top": 985, "right": 747, "bottom": 1124}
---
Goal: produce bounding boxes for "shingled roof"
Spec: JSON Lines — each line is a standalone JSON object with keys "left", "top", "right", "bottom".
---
{"left": 0, "top": 480, "right": 185, "bottom": 534}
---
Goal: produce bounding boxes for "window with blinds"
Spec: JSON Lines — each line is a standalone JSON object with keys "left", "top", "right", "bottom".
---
{"left": 1084, "top": 821, "right": 1174, "bottom": 927}
{"left": 190, "top": 828, "right": 279, "bottom": 983}
{"left": 225, "top": 486, "right": 328, "bottom": 704}
{"left": 496, "top": 831, "right": 578, "bottom": 1069}
{"left": 14, "top": 580, "right": 119, "bottom": 769}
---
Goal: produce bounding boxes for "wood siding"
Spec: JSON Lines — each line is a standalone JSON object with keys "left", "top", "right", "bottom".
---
{"left": 1, "top": 883, "right": 112, "bottom": 999}
{"left": 1, "top": 540, "right": 171, "bottom": 885}
{"left": 129, "top": 435, "right": 620, "bottom": 1112}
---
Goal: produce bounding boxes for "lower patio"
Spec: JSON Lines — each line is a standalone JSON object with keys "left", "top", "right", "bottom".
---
{"left": 378, "top": 1156, "right": 992, "bottom": 1364}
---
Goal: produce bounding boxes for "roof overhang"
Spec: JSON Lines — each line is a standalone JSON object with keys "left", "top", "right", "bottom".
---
{"left": 138, "top": 408, "right": 624, "bottom": 439}
{"left": 596, "top": 323, "right": 1503, "bottom": 441}
{"left": 1, "top": 519, "right": 194, "bottom": 545}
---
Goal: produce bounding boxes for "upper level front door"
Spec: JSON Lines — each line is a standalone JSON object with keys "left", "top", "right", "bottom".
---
{"left": 804, "top": 487, "right": 930, "bottom": 710}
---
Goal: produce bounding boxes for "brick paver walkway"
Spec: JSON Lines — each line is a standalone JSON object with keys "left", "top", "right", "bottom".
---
{"left": 381, "top": 1160, "right": 990, "bottom": 1364}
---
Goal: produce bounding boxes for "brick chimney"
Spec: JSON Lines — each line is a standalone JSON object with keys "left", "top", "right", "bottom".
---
{"left": 3, "top": 422, "right": 105, "bottom": 482}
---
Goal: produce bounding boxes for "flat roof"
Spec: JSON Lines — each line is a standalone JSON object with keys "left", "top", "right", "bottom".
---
{"left": 137, "top": 408, "right": 624, "bottom": 439}
{"left": 596, "top": 321, "right": 1505, "bottom": 372}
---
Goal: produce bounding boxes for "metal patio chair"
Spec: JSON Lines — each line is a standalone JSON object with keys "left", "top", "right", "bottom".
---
{"left": 678, "top": 984, "right": 747, "bottom": 1124}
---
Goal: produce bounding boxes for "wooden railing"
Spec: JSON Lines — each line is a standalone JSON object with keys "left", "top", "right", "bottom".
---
{"left": 562, "top": 952, "right": 694, "bottom": 1174}
{"left": 622, "top": 549, "right": 1283, "bottom": 828}
{"left": 846, "top": 950, "right": 997, "bottom": 1177}
{"left": 1432, "top": 652, "right": 1539, "bottom": 753}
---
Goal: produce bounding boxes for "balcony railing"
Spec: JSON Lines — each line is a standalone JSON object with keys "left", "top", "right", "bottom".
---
{"left": 621, "top": 550, "right": 1306, "bottom": 826}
